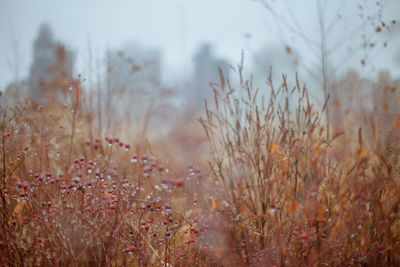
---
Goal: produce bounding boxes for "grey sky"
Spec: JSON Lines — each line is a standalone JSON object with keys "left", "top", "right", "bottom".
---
{"left": 0, "top": 0, "right": 267, "bottom": 86}
{"left": 0, "top": 0, "right": 399, "bottom": 89}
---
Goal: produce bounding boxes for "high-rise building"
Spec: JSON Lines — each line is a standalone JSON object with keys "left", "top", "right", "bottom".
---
{"left": 192, "top": 44, "right": 229, "bottom": 111}
{"left": 104, "top": 43, "right": 162, "bottom": 123}
{"left": 252, "top": 44, "right": 300, "bottom": 88}
{"left": 28, "top": 23, "right": 74, "bottom": 104}
{"left": 106, "top": 43, "right": 161, "bottom": 94}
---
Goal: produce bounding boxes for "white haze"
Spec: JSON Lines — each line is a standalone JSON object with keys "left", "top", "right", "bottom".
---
{"left": 0, "top": 0, "right": 399, "bottom": 90}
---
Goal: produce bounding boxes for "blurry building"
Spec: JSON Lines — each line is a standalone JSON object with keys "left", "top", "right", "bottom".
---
{"left": 28, "top": 23, "right": 75, "bottom": 104}
{"left": 103, "top": 43, "right": 163, "bottom": 131}
{"left": 106, "top": 44, "right": 162, "bottom": 117}
{"left": 192, "top": 43, "right": 230, "bottom": 112}
{"left": 107, "top": 43, "right": 161, "bottom": 94}
{"left": 252, "top": 44, "right": 300, "bottom": 88}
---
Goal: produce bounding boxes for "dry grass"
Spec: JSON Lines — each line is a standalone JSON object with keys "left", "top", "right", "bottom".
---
{"left": 0, "top": 57, "right": 400, "bottom": 266}
{"left": 199, "top": 64, "right": 400, "bottom": 266}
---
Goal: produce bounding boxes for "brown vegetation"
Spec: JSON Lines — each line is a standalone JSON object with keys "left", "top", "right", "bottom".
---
{"left": 0, "top": 58, "right": 400, "bottom": 266}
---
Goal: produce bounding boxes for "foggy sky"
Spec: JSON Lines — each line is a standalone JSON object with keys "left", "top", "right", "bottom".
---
{"left": 0, "top": 0, "right": 399, "bottom": 89}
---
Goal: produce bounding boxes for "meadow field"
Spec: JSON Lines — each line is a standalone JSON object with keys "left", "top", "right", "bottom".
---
{"left": 1, "top": 1, "right": 400, "bottom": 265}
{"left": 0, "top": 60, "right": 399, "bottom": 266}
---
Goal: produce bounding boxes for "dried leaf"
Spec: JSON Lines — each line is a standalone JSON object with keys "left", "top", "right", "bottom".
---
{"left": 383, "top": 100, "right": 388, "bottom": 111}
{"left": 393, "top": 119, "right": 400, "bottom": 128}
{"left": 280, "top": 240, "right": 287, "bottom": 255}
{"left": 270, "top": 142, "right": 277, "bottom": 152}
{"left": 356, "top": 148, "right": 365, "bottom": 157}
{"left": 290, "top": 200, "right": 298, "bottom": 215}
{"left": 317, "top": 205, "right": 323, "bottom": 220}
{"left": 311, "top": 157, "right": 318, "bottom": 168}
{"left": 211, "top": 199, "right": 219, "bottom": 211}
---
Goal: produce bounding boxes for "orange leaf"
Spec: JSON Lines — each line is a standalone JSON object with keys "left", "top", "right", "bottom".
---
{"left": 317, "top": 205, "right": 323, "bottom": 220}
{"left": 290, "top": 200, "right": 298, "bottom": 215}
{"left": 211, "top": 199, "right": 219, "bottom": 211}
{"left": 280, "top": 240, "right": 287, "bottom": 255}
{"left": 356, "top": 148, "right": 365, "bottom": 157}
{"left": 311, "top": 157, "right": 318, "bottom": 168}
{"left": 393, "top": 119, "right": 400, "bottom": 128}
{"left": 270, "top": 142, "right": 277, "bottom": 152}
{"left": 333, "top": 100, "right": 341, "bottom": 107}
{"left": 383, "top": 100, "right": 388, "bottom": 111}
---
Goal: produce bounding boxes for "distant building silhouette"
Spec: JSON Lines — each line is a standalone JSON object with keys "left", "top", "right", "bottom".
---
{"left": 252, "top": 44, "right": 300, "bottom": 87}
{"left": 28, "top": 23, "right": 74, "bottom": 104}
{"left": 106, "top": 43, "right": 161, "bottom": 94}
{"left": 105, "top": 43, "right": 162, "bottom": 122}
{"left": 192, "top": 44, "right": 229, "bottom": 111}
